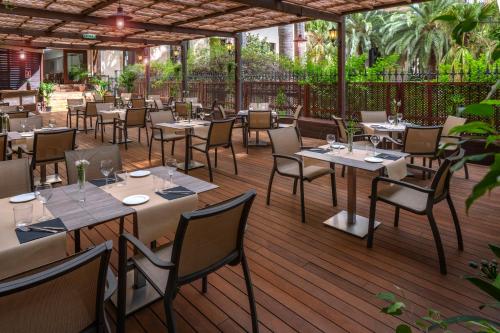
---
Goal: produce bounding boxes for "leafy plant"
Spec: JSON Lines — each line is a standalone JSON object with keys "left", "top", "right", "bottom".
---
{"left": 69, "top": 65, "right": 89, "bottom": 83}
{"left": 275, "top": 87, "right": 287, "bottom": 115}
{"left": 118, "top": 64, "right": 143, "bottom": 93}
{"left": 151, "top": 59, "right": 181, "bottom": 88}
{"left": 90, "top": 76, "right": 109, "bottom": 98}
{"left": 378, "top": 244, "right": 500, "bottom": 332}
{"left": 38, "top": 82, "right": 56, "bottom": 107}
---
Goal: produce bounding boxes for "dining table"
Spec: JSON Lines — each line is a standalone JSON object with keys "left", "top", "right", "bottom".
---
{"left": 296, "top": 144, "right": 408, "bottom": 238}
{"left": 156, "top": 119, "right": 211, "bottom": 172}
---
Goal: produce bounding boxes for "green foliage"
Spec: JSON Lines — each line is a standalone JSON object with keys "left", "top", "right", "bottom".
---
{"left": 347, "top": 54, "right": 399, "bottom": 82}
{"left": 90, "top": 76, "right": 109, "bottom": 97}
{"left": 242, "top": 34, "right": 280, "bottom": 75}
{"left": 275, "top": 87, "right": 286, "bottom": 115}
{"left": 150, "top": 59, "right": 180, "bottom": 88}
{"left": 118, "top": 64, "right": 143, "bottom": 93}
{"left": 189, "top": 38, "right": 235, "bottom": 75}
{"left": 38, "top": 82, "right": 56, "bottom": 106}
{"left": 68, "top": 65, "right": 89, "bottom": 83}
{"left": 437, "top": 54, "right": 500, "bottom": 83}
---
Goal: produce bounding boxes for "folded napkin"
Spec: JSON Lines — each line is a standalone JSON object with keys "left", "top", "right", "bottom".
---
{"left": 386, "top": 158, "right": 407, "bottom": 181}
{"left": 15, "top": 218, "right": 66, "bottom": 244}
{"left": 156, "top": 186, "right": 195, "bottom": 200}
{"left": 89, "top": 176, "right": 123, "bottom": 187}
{"left": 307, "top": 148, "right": 330, "bottom": 154}
{"left": 375, "top": 153, "right": 401, "bottom": 161}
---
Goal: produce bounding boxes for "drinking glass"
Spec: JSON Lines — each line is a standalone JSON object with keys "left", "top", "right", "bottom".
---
{"left": 199, "top": 112, "right": 205, "bottom": 121}
{"left": 370, "top": 135, "right": 381, "bottom": 156}
{"left": 48, "top": 118, "right": 56, "bottom": 128}
{"left": 165, "top": 158, "right": 177, "bottom": 185}
{"left": 115, "top": 169, "right": 128, "bottom": 186}
{"left": 35, "top": 184, "right": 53, "bottom": 221}
{"left": 387, "top": 115, "right": 395, "bottom": 127}
{"left": 18, "top": 105, "right": 24, "bottom": 112}
{"left": 153, "top": 176, "right": 166, "bottom": 192}
{"left": 326, "top": 134, "right": 336, "bottom": 153}
{"left": 397, "top": 113, "right": 403, "bottom": 125}
{"left": 100, "top": 160, "right": 114, "bottom": 186}
{"left": 13, "top": 204, "right": 33, "bottom": 227}
{"left": 20, "top": 119, "right": 27, "bottom": 132}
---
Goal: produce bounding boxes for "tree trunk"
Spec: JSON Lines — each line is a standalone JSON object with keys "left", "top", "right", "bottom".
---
{"left": 278, "top": 24, "right": 294, "bottom": 60}
{"left": 294, "top": 23, "right": 306, "bottom": 61}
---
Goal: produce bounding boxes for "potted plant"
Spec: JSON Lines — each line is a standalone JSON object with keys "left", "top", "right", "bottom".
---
{"left": 118, "top": 64, "right": 143, "bottom": 93}
{"left": 39, "top": 82, "right": 56, "bottom": 112}
{"left": 90, "top": 76, "right": 109, "bottom": 99}
{"left": 275, "top": 87, "right": 287, "bottom": 116}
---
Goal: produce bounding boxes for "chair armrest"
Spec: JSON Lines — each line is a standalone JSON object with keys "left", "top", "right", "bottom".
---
{"left": 373, "top": 176, "right": 434, "bottom": 194}
{"left": 120, "top": 233, "right": 175, "bottom": 269}
{"left": 104, "top": 268, "right": 117, "bottom": 301}
{"left": 300, "top": 146, "right": 316, "bottom": 150}
{"left": 441, "top": 135, "right": 461, "bottom": 139}
{"left": 353, "top": 134, "right": 372, "bottom": 141}
{"left": 189, "top": 133, "right": 208, "bottom": 140}
{"left": 383, "top": 136, "right": 403, "bottom": 146}
{"left": 272, "top": 153, "right": 302, "bottom": 164}
{"left": 113, "top": 118, "right": 125, "bottom": 125}
{"left": 406, "top": 163, "right": 436, "bottom": 174}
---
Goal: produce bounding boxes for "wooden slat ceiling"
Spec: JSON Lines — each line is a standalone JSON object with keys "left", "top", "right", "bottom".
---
{"left": 0, "top": 0, "right": 425, "bottom": 50}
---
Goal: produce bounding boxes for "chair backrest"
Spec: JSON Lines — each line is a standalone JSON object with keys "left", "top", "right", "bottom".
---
{"left": 131, "top": 98, "right": 145, "bottom": 108}
{"left": 148, "top": 95, "right": 160, "bottom": 100}
{"left": 430, "top": 149, "right": 463, "bottom": 200}
{"left": 170, "top": 190, "right": 256, "bottom": 285}
{"left": 175, "top": 102, "right": 190, "bottom": 118}
{"left": 0, "top": 134, "right": 6, "bottom": 161}
{"left": 0, "top": 158, "right": 31, "bottom": 198}
{"left": 268, "top": 127, "right": 302, "bottom": 173}
{"left": 442, "top": 115, "right": 466, "bottom": 136}
{"left": 211, "top": 100, "right": 218, "bottom": 110}
{"left": 65, "top": 145, "right": 122, "bottom": 185}
{"left": 9, "top": 115, "right": 43, "bottom": 132}
{"left": 211, "top": 106, "right": 225, "bottom": 120}
{"left": 360, "top": 111, "right": 387, "bottom": 123}
{"left": 121, "top": 93, "right": 132, "bottom": 101}
{"left": 125, "top": 108, "right": 147, "bottom": 127}
{"left": 207, "top": 118, "right": 235, "bottom": 147}
{"left": 185, "top": 97, "right": 198, "bottom": 104}
{"left": 0, "top": 105, "right": 19, "bottom": 113}
{"left": 166, "top": 96, "right": 174, "bottom": 106}
{"left": 150, "top": 110, "right": 175, "bottom": 126}
{"left": 67, "top": 98, "right": 84, "bottom": 108}
{"left": 154, "top": 98, "right": 164, "bottom": 110}
{"left": 292, "top": 105, "right": 302, "bottom": 126}
{"left": 332, "top": 116, "right": 348, "bottom": 142}
{"left": 0, "top": 241, "right": 112, "bottom": 333}
{"left": 95, "top": 103, "right": 114, "bottom": 113}
{"left": 93, "top": 92, "right": 103, "bottom": 102}
{"left": 6, "top": 111, "right": 28, "bottom": 119}
{"left": 249, "top": 102, "right": 269, "bottom": 111}
{"left": 403, "top": 126, "right": 443, "bottom": 155}
{"left": 103, "top": 95, "right": 115, "bottom": 104}
{"left": 248, "top": 111, "right": 272, "bottom": 129}
{"left": 83, "top": 92, "right": 94, "bottom": 102}
{"left": 21, "top": 104, "right": 37, "bottom": 112}
{"left": 33, "top": 129, "right": 76, "bottom": 165}
{"left": 85, "top": 101, "right": 99, "bottom": 117}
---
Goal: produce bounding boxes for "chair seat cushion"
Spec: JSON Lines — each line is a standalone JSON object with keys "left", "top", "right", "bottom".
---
{"left": 377, "top": 184, "right": 428, "bottom": 212}
{"left": 279, "top": 163, "right": 332, "bottom": 181}
{"left": 133, "top": 244, "right": 173, "bottom": 294}
{"left": 153, "top": 132, "right": 185, "bottom": 141}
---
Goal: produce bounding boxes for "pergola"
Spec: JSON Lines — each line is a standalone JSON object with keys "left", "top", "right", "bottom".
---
{"left": 0, "top": 0, "right": 426, "bottom": 114}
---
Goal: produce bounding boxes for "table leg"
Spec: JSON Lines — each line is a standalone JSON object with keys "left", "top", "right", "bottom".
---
{"left": 74, "top": 229, "right": 81, "bottom": 253}
{"left": 323, "top": 166, "right": 381, "bottom": 238}
{"left": 176, "top": 128, "right": 204, "bottom": 172}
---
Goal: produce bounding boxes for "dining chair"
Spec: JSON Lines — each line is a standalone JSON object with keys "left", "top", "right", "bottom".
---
{"left": 148, "top": 94, "right": 161, "bottom": 100}
{"left": 32, "top": 128, "right": 77, "bottom": 185}
{"left": 131, "top": 98, "right": 146, "bottom": 108}
{"left": 21, "top": 104, "right": 37, "bottom": 113}
{"left": 175, "top": 101, "right": 191, "bottom": 119}
{"left": 120, "top": 92, "right": 132, "bottom": 103}
{"left": 154, "top": 98, "right": 171, "bottom": 111}
{"left": 360, "top": 111, "right": 387, "bottom": 123}
{"left": 249, "top": 102, "right": 269, "bottom": 111}
{"left": 0, "top": 105, "right": 19, "bottom": 113}
{"left": 0, "top": 158, "right": 31, "bottom": 198}
{"left": 66, "top": 98, "right": 84, "bottom": 128}
{"left": 113, "top": 107, "right": 148, "bottom": 150}
{"left": 117, "top": 190, "right": 259, "bottom": 333}
{"left": 440, "top": 115, "right": 468, "bottom": 178}
{"left": 103, "top": 94, "right": 115, "bottom": 105}
{"left": 0, "top": 241, "right": 116, "bottom": 333}
{"left": 83, "top": 91, "right": 94, "bottom": 102}
{"left": 190, "top": 118, "right": 238, "bottom": 182}
{"left": 9, "top": 115, "right": 43, "bottom": 158}
{"left": 367, "top": 149, "right": 464, "bottom": 275}
{"left": 246, "top": 111, "right": 273, "bottom": 153}
{"left": 65, "top": 145, "right": 122, "bottom": 185}
{"left": 77, "top": 101, "right": 99, "bottom": 133}
{"left": 7, "top": 111, "right": 29, "bottom": 119}
{"left": 148, "top": 111, "right": 185, "bottom": 165}
{"left": 0, "top": 133, "right": 7, "bottom": 161}
{"left": 267, "top": 127, "right": 337, "bottom": 223}
{"left": 93, "top": 92, "right": 104, "bottom": 102}
{"left": 95, "top": 103, "right": 116, "bottom": 142}
{"left": 278, "top": 105, "right": 302, "bottom": 129}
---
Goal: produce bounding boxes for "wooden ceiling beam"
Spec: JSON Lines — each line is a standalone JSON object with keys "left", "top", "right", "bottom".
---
{"left": 0, "top": 5, "right": 235, "bottom": 38}
{"left": 0, "top": 39, "right": 137, "bottom": 51}
{"left": 228, "top": 0, "right": 342, "bottom": 22}
{"left": 81, "top": 0, "right": 119, "bottom": 15}
{"left": 172, "top": 5, "right": 249, "bottom": 26}
{"left": 0, "top": 27, "right": 180, "bottom": 46}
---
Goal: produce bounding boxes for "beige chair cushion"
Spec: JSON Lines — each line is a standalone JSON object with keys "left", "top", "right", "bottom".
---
{"left": 134, "top": 244, "right": 173, "bottom": 294}
{"left": 377, "top": 184, "right": 428, "bottom": 212}
{"left": 153, "top": 132, "right": 184, "bottom": 141}
{"left": 279, "top": 163, "right": 332, "bottom": 181}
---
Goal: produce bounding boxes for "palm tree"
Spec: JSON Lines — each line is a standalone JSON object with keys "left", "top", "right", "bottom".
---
{"left": 345, "top": 11, "right": 386, "bottom": 57}
{"left": 278, "top": 24, "right": 294, "bottom": 60}
{"left": 382, "top": 0, "right": 453, "bottom": 71}
{"left": 305, "top": 20, "right": 336, "bottom": 63}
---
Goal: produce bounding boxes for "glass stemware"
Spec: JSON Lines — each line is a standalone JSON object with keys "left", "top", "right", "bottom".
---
{"left": 326, "top": 134, "right": 336, "bottom": 153}
{"left": 370, "top": 135, "right": 380, "bottom": 156}
{"left": 387, "top": 115, "right": 395, "bottom": 127}
{"left": 20, "top": 119, "right": 27, "bottom": 132}
{"left": 18, "top": 105, "right": 24, "bottom": 112}
{"left": 165, "top": 158, "right": 177, "bottom": 185}
{"left": 199, "top": 112, "right": 205, "bottom": 121}
{"left": 35, "top": 184, "right": 53, "bottom": 221}
{"left": 100, "top": 160, "right": 114, "bottom": 186}
{"left": 397, "top": 113, "right": 403, "bottom": 125}
{"left": 48, "top": 118, "right": 56, "bottom": 128}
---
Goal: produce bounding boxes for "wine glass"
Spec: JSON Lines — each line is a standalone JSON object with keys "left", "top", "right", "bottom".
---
{"left": 115, "top": 169, "right": 128, "bottom": 186}
{"left": 387, "top": 115, "right": 395, "bottom": 127}
{"left": 18, "top": 105, "right": 24, "bottom": 112}
{"left": 35, "top": 184, "right": 53, "bottom": 221}
{"left": 20, "top": 119, "right": 27, "bottom": 132}
{"left": 100, "top": 160, "right": 114, "bottom": 186}
{"left": 165, "top": 158, "right": 177, "bottom": 185}
{"left": 397, "top": 113, "right": 403, "bottom": 125}
{"left": 199, "top": 112, "right": 205, "bottom": 121}
{"left": 326, "top": 134, "right": 336, "bottom": 153}
{"left": 370, "top": 135, "right": 380, "bottom": 156}
{"left": 48, "top": 118, "right": 56, "bottom": 128}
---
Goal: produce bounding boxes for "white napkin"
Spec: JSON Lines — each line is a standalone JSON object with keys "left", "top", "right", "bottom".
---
{"left": 386, "top": 157, "right": 407, "bottom": 180}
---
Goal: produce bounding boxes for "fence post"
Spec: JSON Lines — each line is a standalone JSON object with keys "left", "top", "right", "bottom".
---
{"left": 304, "top": 84, "right": 310, "bottom": 117}
{"left": 426, "top": 83, "right": 433, "bottom": 125}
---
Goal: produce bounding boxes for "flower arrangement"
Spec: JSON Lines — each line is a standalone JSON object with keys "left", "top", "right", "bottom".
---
{"left": 75, "top": 159, "right": 90, "bottom": 186}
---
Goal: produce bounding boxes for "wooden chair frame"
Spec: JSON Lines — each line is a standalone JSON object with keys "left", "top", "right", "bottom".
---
{"left": 112, "top": 108, "right": 149, "bottom": 150}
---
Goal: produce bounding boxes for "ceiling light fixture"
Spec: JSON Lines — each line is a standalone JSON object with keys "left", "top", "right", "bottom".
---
{"left": 19, "top": 49, "right": 26, "bottom": 60}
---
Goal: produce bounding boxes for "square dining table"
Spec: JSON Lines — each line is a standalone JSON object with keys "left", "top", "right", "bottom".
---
{"left": 296, "top": 144, "right": 408, "bottom": 238}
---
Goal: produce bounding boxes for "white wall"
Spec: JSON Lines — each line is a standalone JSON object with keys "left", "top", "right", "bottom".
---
{"left": 100, "top": 50, "right": 123, "bottom": 77}
{"left": 247, "top": 27, "right": 279, "bottom": 53}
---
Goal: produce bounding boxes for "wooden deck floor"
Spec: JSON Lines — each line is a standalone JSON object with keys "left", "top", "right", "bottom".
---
{"left": 42, "top": 113, "right": 499, "bottom": 332}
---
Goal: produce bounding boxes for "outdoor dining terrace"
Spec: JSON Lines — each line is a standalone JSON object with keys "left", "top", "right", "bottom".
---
{"left": 0, "top": 0, "right": 499, "bottom": 332}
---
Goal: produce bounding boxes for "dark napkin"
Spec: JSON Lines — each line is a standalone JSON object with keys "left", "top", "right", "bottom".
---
{"left": 306, "top": 148, "right": 329, "bottom": 154}
{"left": 156, "top": 186, "right": 196, "bottom": 200}
{"left": 89, "top": 176, "right": 123, "bottom": 187}
{"left": 15, "top": 218, "right": 67, "bottom": 244}
{"left": 375, "top": 153, "right": 401, "bottom": 161}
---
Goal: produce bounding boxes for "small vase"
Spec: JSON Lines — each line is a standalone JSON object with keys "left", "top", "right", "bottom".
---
{"left": 347, "top": 132, "right": 353, "bottom": 153}
{"left": 77, "top": 167, "right": 86, "bottom": 205}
